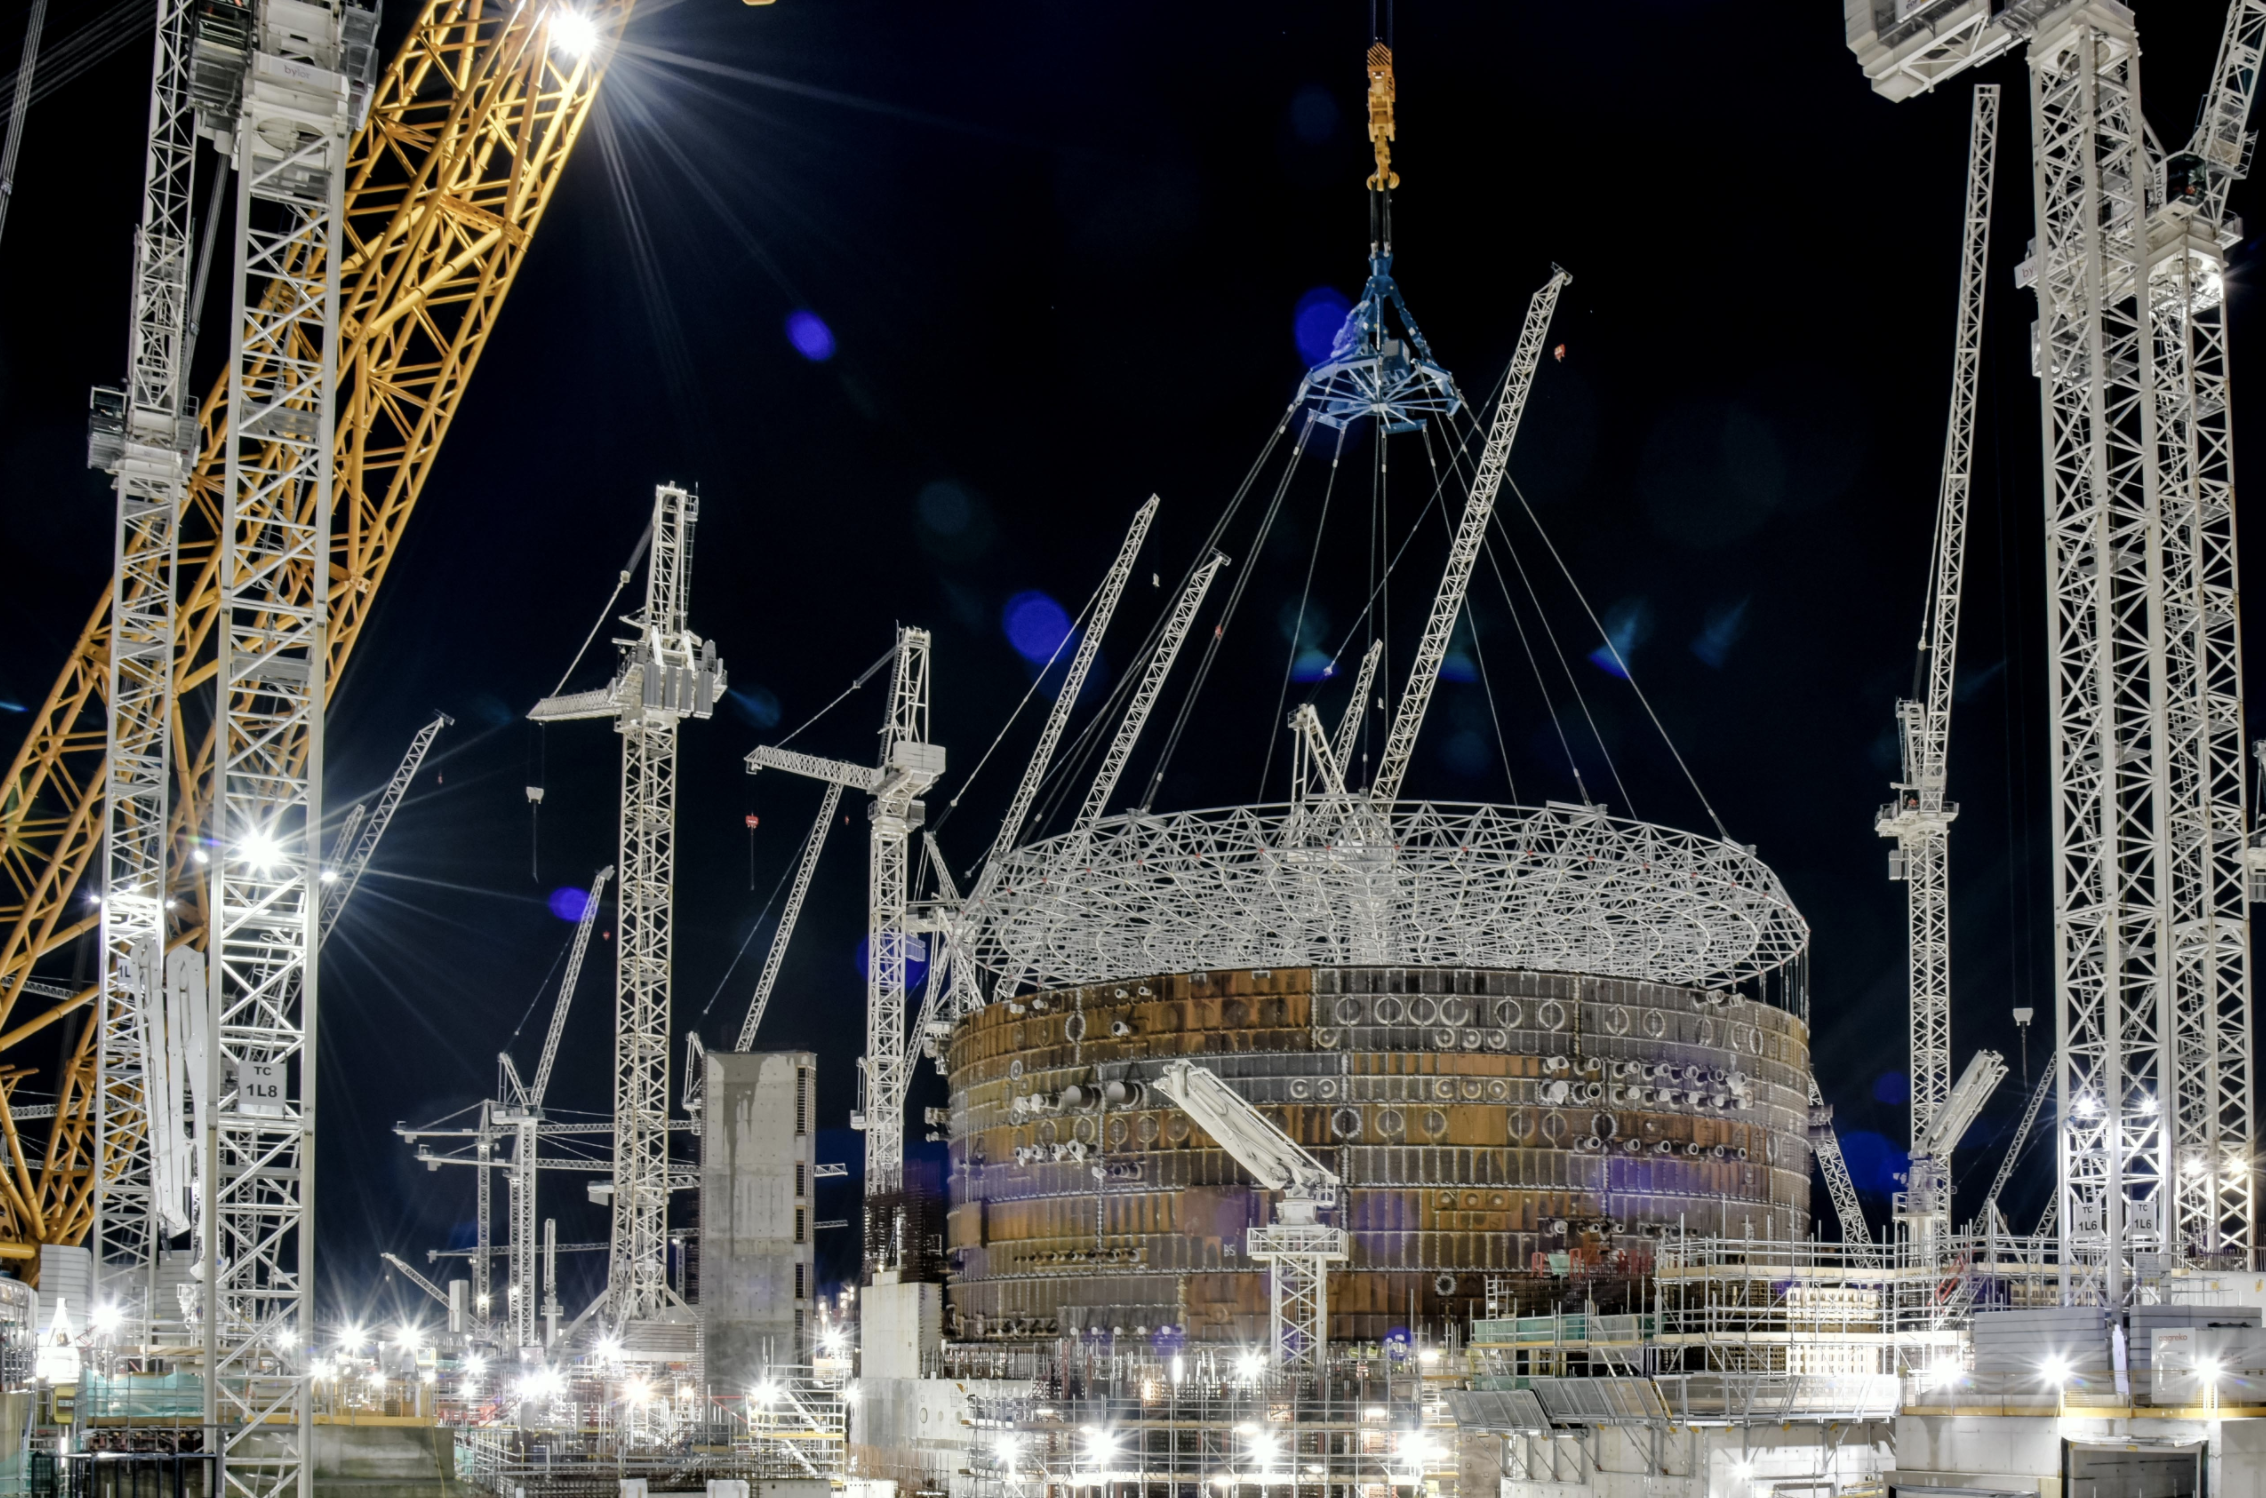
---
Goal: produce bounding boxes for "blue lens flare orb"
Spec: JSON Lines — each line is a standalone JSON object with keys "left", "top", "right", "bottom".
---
{"left": 784, "top": 309, "right": 836, "bottom": 362}
{"left": 548, "top": 886, "right": 590, "bottom": 923}
{"left": 1294, "top": 287, "right": 1351, "bottom": 366}
{"left": 1002, "top": 591, "right": 1073, "bottom": 664}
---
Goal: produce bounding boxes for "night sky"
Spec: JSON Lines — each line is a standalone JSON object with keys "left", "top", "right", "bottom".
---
{"left": 1, "top": 1, "right": 2259, "bottom": 1327}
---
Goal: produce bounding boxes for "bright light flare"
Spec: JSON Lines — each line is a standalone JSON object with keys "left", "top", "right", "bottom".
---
{"left": 547, "top": 8, "right": 598, "bottom": 56}
{"left": 2041, "top": 1356, "right": 2071, "bottom": 1387}
{"left": 239, "top": 828, "right": 283, "bottom": 870}
{"left": 90, "top": 1303, "right": 123, "bottom": 1334}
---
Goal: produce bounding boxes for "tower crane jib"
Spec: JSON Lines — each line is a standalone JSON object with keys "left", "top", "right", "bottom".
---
{"left": 736, "top": 784, "right": 842, "bottom": 1052}
{"left": 1073, "top": 548, "right": 1227, "bottom": 832}
{"left": 1368, "top": 268, "right": 1568, "bottom": 805}
{"left": 981, "top": 497, "right": 1157, "bottom": 877}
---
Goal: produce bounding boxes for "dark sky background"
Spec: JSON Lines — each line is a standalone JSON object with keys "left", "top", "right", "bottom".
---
{"left": 1, "top": 0, "right": 2259, "bottom": 1328}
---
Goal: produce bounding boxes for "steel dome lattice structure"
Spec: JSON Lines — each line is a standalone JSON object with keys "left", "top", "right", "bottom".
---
{"left": 958, "top": 798, "right": 1811, "bottom": 1003}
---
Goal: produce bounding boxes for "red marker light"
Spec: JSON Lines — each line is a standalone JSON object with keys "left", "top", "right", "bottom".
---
{"left": 745, "top": 814, "right": 759, "bottom": 829}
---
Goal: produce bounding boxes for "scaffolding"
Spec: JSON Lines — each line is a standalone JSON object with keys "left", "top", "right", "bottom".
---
{"left": 954, "top": 1344, "right": 1461, "bottom": 1498}
{"left": 1647, "top": 1230, "right": 2061, "bottom": 1377}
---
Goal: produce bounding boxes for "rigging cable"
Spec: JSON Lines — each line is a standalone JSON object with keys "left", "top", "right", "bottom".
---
{"left": 0, "top": 0, "right": 47, "bottom": 250}
{"left": 1432, "top": 402, "right": 1620, "bottom": 808}
{"left": 1258, "top": 423, "right": 1349, "bottom": 800}
{"left": 1505, "top": 475, "right": 1729, "bottom": 840}
{"left": 696, "top": 801, "right": 824, "bottom": 1025}
{"left": 1142, "top": 417, "right": 1315, "bottom": 809}
{"left": 943, "top": 411, "right": 1295, "bottom": 853}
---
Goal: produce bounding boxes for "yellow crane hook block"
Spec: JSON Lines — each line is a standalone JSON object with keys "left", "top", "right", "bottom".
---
{"left": 1366, "top": 42, "right": 1398, "bottom": 190}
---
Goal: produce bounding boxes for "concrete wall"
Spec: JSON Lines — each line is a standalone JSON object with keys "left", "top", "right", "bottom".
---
{"left": 862, "top": 1275, "right": 941, "bottom": 1381}
{"left": 1894, "top": 1413, "right": 2266, "bottom": 1498}
{"left": 1458, "top": 1420, "right": 1893, "bottom": 1498}
{"left": 700, "top": 1050, "right": 816, "bottom": 1390}
{"left": 848, "top": 1376, "right": 1022, "bottom": 1494}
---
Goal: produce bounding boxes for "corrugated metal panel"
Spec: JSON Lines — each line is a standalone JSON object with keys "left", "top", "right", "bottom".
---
{"left": 1528, "top": 1377, "right": 1669, "bottom": 1425}
{"left": 1443, "top": 1388, "right": 1550, "bottom": 1433}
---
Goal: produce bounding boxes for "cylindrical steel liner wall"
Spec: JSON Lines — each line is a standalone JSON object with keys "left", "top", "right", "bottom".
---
{"left": 941, "top": 966, "right": 1812, "bottom": 1348}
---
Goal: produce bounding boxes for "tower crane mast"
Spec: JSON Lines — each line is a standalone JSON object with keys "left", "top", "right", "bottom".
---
{"left": 87, "top": 0, "right": 204, "bottom": 1347}
{"left": 1876, "top": 82, "right": 1997, "bottom": 1240}
{"left": 1849, "top": 0, "right": 2263, "bottom": 1296}
{"left": 9, "top": 0, "right": 640, "bottom": 1277}
{"left": 531, "top": 485, "right": 723, "bottom": 1328}
{"left": 748, "top": 629, "right": 941, "bottom": 1265}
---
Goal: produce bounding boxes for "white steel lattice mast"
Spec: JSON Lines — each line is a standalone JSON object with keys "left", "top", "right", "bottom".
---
{"left": 198, "top": 0, "right": 376, "bottom": 1486}
{"left": 1073, "top": 549, "right": 1228, "bottom": 832}
{"left": 735, "top": 787, "right": 840, "bottom": 1051}
{"left": 1849, "top": 0, "right": 2263, "bottom": 1295}
{"left": 1367, "top": 268, "right": 1567, "bottom": 805}
{"left": 747, "top": 630, "right": 943, "bottom": 1238}
{"left": 87, "top": 0, "right": 206, "bottom": 1347}
{"left": 319, "top": 711, "right": 450, "bottom": 941}
{"left": 1878, "top": 82, "right": 1998, "bottom": 1246}
{"left": 531, "top": 484, "right": 724, "bottom": 1326}
{"left": 497, "top": 864, "right": 610, "bottom": 1349}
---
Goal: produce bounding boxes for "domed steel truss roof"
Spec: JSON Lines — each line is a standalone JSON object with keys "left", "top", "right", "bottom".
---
{"left": 959, "top": 799, "right": 1809, "bottom": 998}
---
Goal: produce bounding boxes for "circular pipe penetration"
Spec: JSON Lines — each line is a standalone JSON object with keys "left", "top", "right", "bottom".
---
{"left": 940, "top": 964, "right": 1813, "bottom": 1349}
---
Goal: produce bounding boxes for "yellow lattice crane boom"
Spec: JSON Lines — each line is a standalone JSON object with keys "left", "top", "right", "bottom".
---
{"left": 0, "top": 0, "right": 634, "bottom": 1271}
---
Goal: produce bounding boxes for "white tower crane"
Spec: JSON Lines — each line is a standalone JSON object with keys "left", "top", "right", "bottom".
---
{"left": 747, "top": 629, "right": 941, "bottom": 1249}
{"left": 1875, "top": 82, "right": 1998, "bottom": 1246}
{"left": 1849, "top": 0, "right": 2264, "bottom": 1296}
{"left": 492, "top": 865, "right": 612, "bottom": 1349}
{"left": 530, "top": 484, "right": 723, "bottom": 1326}
{"left": 87, "top": 0, "right": 205, "bottom": 1351}
{"left": 1152, "top": 1060, "right": 1347, "bottom": 1371}
{"left": 194, "top": 1, "right": 377, "bottom": 1491}
{"left": 1368, "top": 268, "right": 1567, "bottom": 804}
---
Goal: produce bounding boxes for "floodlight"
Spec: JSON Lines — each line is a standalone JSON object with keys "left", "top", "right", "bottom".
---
{"left": 548, "top": 9, "right": 598, "bottom": 55}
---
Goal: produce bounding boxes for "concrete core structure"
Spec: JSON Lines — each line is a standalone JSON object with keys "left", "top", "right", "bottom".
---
{"left": 699, "top": 1050, "right": 816, "bottom": 1390}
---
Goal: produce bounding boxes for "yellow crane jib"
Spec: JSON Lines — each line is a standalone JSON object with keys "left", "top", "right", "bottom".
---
{"left": 1365, "top": 42, "right": 1398, "bottom": 191}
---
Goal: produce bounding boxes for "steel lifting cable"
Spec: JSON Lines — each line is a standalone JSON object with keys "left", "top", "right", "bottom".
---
{"left": 941, "top": 415, "right": 1296, "bottom": 850}
{"left": 1504, "top": 474, "right": 1730, "bottom": 841}
{"left": 774, "top": 642, "right": 899, "bottom": 751}
{"left": 1142, "top": 416, "right": 1316, "bottom": 809}
{"left": 1257, "top": 422, "right": 1349, "bottom": 801}
{"left": 0, "top": 0, "right": 47, "bottom": 249}
{"left": 932, "top": 555, "right": 1114, "bottom": 845}
{"left": 1435, "top": 402, "right": 1619, "bottom": 808}
{"left": 1301, "top": 352, "right": 1508, "bottom": 692}
{"left": 505, "top": 937, "right": 576, "bottom": 1045}
{"left": 546, "top": 522, "right": 656, "bottom": 701}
